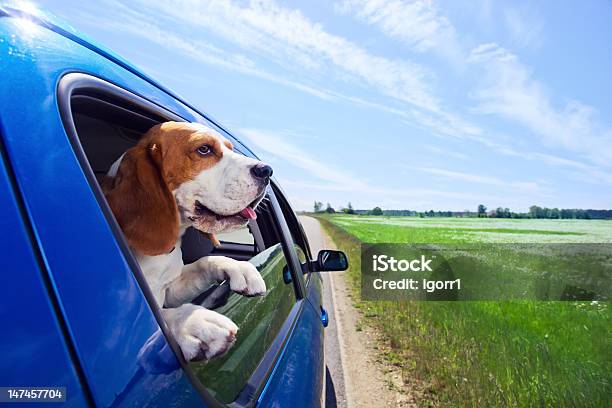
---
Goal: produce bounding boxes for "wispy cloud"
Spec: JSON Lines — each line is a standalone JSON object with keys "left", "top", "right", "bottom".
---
{"left": 415, "top": 166, "right": 541, "bottom": 192}
{"left": 240, "top": 127, "right": 504, "bottom": 206}
{"left": 123, "top": 7, "right": 609, "bottom": 190}
{"left": 238, "top": 127, "right": 368, "bottom": 189}
{"left": 337, "top": 1, "right": 612, "bottom": 169}
{"left": 335, "top": 0, "right": 462, "bottom": 62}
{"left": 79, "top": 0, "right": 487, "bottom": 149}
{"left": 503, "top": 6, "right": 544, "bottom": 50}
{"left": 468, "top": 42, "right": 612, "bottom": 166}
{"left": 136, "top": 0, "right": 440, "bottom": 112}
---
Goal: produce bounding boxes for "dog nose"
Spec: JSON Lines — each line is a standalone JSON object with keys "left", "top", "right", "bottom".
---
{"left": 251, "top": 163, "right": 273, "bottom": 180}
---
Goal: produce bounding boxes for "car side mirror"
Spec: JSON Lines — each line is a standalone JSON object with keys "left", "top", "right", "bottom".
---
{"left": 311, "top": 250, "right": 349, "bottom": 272}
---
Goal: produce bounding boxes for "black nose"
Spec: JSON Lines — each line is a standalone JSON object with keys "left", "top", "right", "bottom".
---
{"left": 250, "top": 163, "right": 273, "bottom": 180}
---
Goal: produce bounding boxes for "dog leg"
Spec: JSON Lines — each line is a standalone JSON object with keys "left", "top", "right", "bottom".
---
{"left": 162, "top": 303, "right": 238, "bottom": 361}
{"left": 164, "top": 256, "right": 267, "bottom": 307}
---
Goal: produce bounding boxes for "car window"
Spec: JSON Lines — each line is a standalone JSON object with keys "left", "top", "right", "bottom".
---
{"left": 273, "top": 184, "right": 312, "bottom": 272}
{"left": 190, "top": 197, "right": 298, "bottom": 403}
{"left": 216, "top": 225, "right": 255, "bottom": 245}
{"left": 64, "top": 85, "right": 300, "bottom": 405}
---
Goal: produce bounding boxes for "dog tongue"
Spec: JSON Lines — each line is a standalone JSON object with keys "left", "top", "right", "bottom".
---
{"left": 240, "top": 207, "right": 257, "bottom": 220}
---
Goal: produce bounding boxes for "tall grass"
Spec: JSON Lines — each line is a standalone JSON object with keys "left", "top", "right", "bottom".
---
{"left": 317, "top": 216, "right": 611, "bottom": 407}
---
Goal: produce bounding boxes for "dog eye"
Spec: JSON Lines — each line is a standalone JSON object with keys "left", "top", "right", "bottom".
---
{"left": 197, "top": 145, "right": 212, "bottom": 156}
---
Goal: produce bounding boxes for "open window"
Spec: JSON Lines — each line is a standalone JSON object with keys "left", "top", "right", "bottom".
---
{"left": 59, "top": 73, "right": 303, "bottom": 406}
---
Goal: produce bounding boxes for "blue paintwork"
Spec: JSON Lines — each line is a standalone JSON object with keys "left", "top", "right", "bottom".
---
{"left": 0, "top": 143, "right": 89, "bottom": 407}
{"left": 0, "top": 3, "right": 325, "bottom": 407}
{"left": 258, "top": 301, "right": 325, "bottom": 407}
{"left": 320, "top": 307, "right": 329, "bottom": 328}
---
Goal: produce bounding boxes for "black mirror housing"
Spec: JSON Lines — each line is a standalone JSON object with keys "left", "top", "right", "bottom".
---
{"left": 313, "top": 249, "right": 349, "bottom": 272}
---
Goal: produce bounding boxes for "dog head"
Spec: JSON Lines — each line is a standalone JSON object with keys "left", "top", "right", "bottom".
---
{"left": 103, "top": 122, "right": 271, "bottom": 256}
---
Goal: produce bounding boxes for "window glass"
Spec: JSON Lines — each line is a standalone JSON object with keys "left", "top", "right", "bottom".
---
{"left": 188, "top": 198, "right": 297, "bottom": 403}
{"left": 216, "top": 224, "right": 255, "bottom": 245}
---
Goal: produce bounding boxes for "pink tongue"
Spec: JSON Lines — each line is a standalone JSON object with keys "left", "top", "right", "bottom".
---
{"left": 240, "top": 207, "right": 257, "bottom": 220}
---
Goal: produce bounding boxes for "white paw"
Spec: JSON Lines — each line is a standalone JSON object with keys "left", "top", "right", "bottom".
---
{"left": 163, "top": 304, "right": 238, "bottom": 361}
{"left": 224, "top": 261, "right": 267, "bottom": 297}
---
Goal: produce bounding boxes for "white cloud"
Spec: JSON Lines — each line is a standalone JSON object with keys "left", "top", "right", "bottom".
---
{"left": 138, "top": 0, "right": 440, "bottom": 112}
{"left": 336, "top": 0, "right": 461, "bottom": 61}
{"left": 84, "top": 0, "right": 489, "bottom": 147}
{"left": 415, "top": 166, "right": 541, "bottom": 192}
{"left": 463, "top": 137, "right": 612, "bottom": 186}
{"left": 240, "top": 127, "right": 506, "bottom": 209}
{"left": 238, "top": 128, "right": 368, "bottom": 189}
{"left": 468, "top": 42, "right": 517, "bottom": 63}
{"left": 468, "top": 42, "right": 612, "bottom": 166}
{"left": 503, "top": 6, "right": 544, "bottom": 50}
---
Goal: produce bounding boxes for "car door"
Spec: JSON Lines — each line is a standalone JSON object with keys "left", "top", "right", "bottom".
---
{"left": 0, "top": 141, "right": 90, "bottom": 407}
{"left": 271, "top": 184, "right": 325, "bottom": 320}
{"left": 0, "top": 14, "right": 311, "bottom": 407}
{"left": 256, "top": 186, "right": 325, "bottom": 408}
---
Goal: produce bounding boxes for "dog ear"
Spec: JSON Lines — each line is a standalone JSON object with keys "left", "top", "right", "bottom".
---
{"left": 104, "top": 142, "right": 179, "bottom": 256}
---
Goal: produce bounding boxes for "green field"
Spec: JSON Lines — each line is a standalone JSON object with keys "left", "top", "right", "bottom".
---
{"left": 317, "top": 215, "right": 611, "bottom": 407}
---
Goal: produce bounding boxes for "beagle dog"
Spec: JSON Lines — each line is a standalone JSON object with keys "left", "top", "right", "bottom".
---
{"left": 103, "top": 121, "right": 271, "bottom": 361}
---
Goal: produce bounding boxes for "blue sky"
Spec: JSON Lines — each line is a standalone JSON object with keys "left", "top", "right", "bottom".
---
{"left": 34, "top": 0, "right": 612, "bottom": 211}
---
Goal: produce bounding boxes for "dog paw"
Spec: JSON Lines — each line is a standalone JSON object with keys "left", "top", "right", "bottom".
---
{"left": 224, "top": 261, "right": 267, "bottom": 297}
{"left": 163, "top": 304, "right": 238, "bottom": 361}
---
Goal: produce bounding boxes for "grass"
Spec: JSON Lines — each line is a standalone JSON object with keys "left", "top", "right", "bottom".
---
{"left": 316, "top": 214, "right": 611, "bottom": 407}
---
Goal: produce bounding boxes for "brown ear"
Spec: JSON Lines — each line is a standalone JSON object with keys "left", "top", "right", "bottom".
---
{"left": 104, "top": 143, "right": 179, "bottom": 256}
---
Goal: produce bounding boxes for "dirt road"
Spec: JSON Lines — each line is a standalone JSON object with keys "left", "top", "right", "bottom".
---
{"left": 299, "top": 216, "right": 414, "bottom": 408}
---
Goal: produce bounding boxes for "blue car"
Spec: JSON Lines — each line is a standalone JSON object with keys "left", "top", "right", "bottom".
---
{"left": 0, "top": 3, "right": 347, "bottom": 407}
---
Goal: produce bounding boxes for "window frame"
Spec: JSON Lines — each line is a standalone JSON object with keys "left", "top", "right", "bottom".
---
{"left": 272, "top": 184, "right": 315, "bottom": 283}
{"left": 57, "top": 73, "right": 307, "bottom": 407}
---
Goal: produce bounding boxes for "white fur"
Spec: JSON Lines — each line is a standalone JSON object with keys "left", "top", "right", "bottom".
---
{"left": 109, "top": 124, "right": 267, "bottom": 362}
{"left": 174, "top": 136, "right": 262, "bottom": 218}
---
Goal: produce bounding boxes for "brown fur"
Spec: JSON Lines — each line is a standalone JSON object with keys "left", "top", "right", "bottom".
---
{"left": 103, "top": 122, "right": 223, "bottom": 255}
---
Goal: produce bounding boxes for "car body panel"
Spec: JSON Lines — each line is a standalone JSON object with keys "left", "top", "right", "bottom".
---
{"left": 258, "top": 298, "right": 325, "bottom": 407}
{"left": 0, "top": 4, "right": 325, "bottom": 407}
{"left": 0, "top": 145, "right": 90, "bottom": 407}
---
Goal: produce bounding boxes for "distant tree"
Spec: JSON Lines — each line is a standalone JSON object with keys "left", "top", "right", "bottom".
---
{"left": 314, "top": 201, "right": 323, "bottom": 213}
{"left": 575, "top": 209, "right": 588, "bottom": 219}
{"left": 494, "top": 207, "right": 511, "bottom": 218}
{"left": 529, "top": 205, "right": 542, "bottom": 219}
{"left": 343, "top": 202, "right": 355, "bottom": 214}
{"left": 551, "top": 208, "right": 560, "bottom": 219}
{"left": 477, "top": 204, "right": 487, "bottom": 218}
{"left": 370, "top": 206, "right": 383, "bottom": 216}
{"left": 325, "top": 203, "right": 336, "bottom": 214}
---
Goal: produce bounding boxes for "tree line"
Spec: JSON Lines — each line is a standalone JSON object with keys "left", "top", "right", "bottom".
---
{"left": 312, "top": 201, "right": 612, "bottom": 219}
